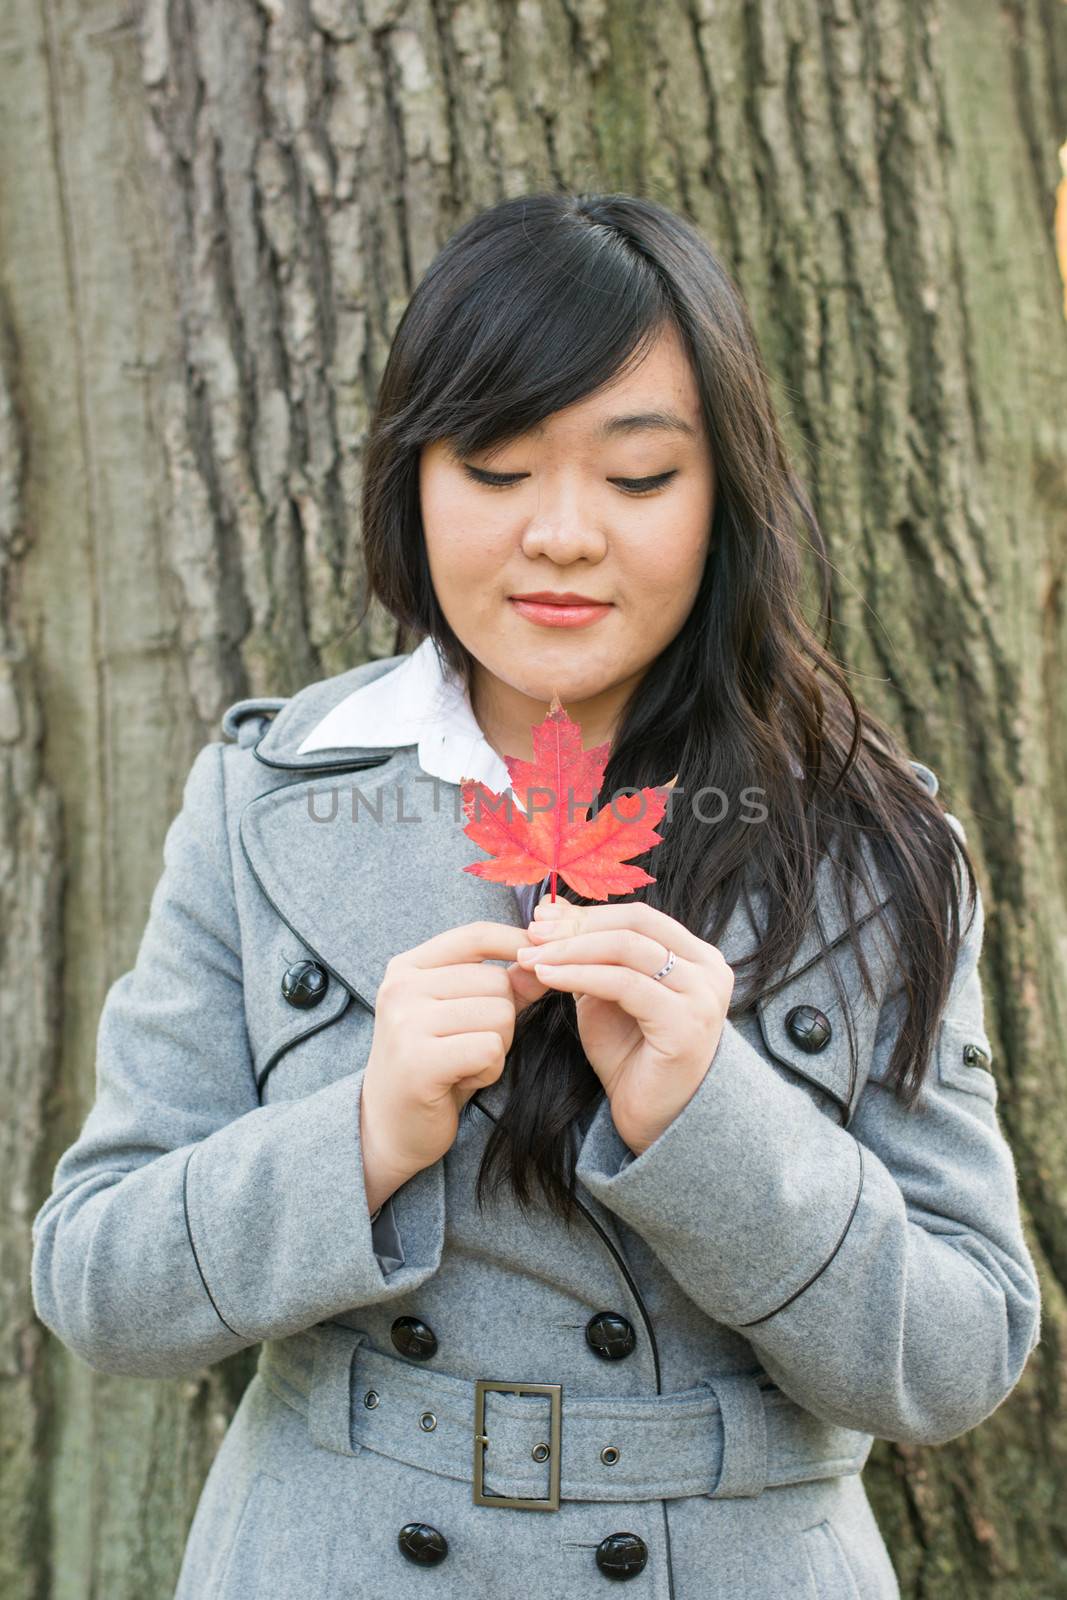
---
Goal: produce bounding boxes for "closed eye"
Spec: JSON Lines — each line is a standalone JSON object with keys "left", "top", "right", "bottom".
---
{"left": 461, "top": 465, "right": 679, "bottom": 497}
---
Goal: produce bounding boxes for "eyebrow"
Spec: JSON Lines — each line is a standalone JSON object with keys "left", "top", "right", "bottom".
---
{"left": 464, "top": 409, "right": 700, "bottom": 460}
{"left": 592, "top": 410, "right": 698, "bottom": 441}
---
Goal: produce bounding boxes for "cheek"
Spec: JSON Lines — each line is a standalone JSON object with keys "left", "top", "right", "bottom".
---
{"left": 624, "top": 506, "right": 710, "bottom": 600}
{"left": 422, "top": 485, "right": 513, "bottom": 586}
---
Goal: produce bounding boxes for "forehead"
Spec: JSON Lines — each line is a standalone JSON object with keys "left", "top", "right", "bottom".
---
{"left": 530, "top": 326, "right": 703, "bottom": 444}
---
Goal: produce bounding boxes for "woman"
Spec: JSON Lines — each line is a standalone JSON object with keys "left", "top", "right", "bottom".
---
{"left": 30, "top": 191, "right": 1041, "bottom": 1599}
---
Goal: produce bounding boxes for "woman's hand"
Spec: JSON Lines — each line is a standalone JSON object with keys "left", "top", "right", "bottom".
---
{"left": 512, "top": 898, "right": 735, "bottom": 1157}
{"left": 360, "top": 920, "right": 534, "bottom": 1211}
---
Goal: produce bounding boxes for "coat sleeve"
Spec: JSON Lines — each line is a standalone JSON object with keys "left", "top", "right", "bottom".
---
{"left": 573, "top": 840, "right": 1042, "bottom": 1448}
{"left": 30, "top": 740, "right": 442, "bottom": 1381}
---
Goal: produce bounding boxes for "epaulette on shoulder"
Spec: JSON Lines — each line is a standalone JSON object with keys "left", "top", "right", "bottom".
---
{"left": 220, "top": 695, "right": 290, "bottom": 748}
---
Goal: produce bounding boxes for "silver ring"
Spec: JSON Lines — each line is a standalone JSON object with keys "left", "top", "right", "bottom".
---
{"left": 651, "top": 947, "right": 676, "bottom": 981}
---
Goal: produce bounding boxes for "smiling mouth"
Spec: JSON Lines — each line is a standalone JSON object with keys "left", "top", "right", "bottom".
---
{"left": 508, "top": 596, "right": 613, "bottom": 629}
{"left": 510, "top": 593, "right": 611, "bottom": 605}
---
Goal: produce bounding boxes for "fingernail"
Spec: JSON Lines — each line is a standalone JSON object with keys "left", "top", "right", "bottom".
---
{"left": 534, "top": 900, "right": 565, "bottom": 918}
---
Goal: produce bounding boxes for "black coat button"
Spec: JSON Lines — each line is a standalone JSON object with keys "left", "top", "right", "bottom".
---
{"left": 281, "top": 959, "right": 329, "bottom": 1008}
{"left": 391, "top": 1315, "right": 438, "bottom": 1361}
{"left": 784, "top": 1004, "right": 832, "bottom": 1053}
{"left": 963, "top": 1043, "right": 990, "bottom": 1067}
{"left": 397, "top": 1522, "right": 448, "bottom": 1565}
{"left": 595, "top": 1531, "right": 648, "bottom": 1579}
{"left": 585, "top": 1311, "right": 636, "bottom": 1360}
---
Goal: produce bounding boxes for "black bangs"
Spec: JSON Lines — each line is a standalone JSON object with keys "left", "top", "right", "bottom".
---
{"left": 386, "top": 193, "right": 674, "bottom": 458}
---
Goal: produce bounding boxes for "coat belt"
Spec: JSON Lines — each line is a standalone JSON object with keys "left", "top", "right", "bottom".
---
{"left": 256, "top": 1323, "right": 873, "bottom": 1507}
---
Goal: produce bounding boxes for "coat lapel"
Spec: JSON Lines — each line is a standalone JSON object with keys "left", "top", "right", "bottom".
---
{"left": 240, "top": 741, "right": 525, "bottom": 1017}
{"left": 239, "top": 725, "right": 639, "bottom": 1254}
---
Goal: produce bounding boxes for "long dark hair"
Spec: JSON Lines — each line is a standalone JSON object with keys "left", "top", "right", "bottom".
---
{"left": 358, "top": 190, "right": 978, "bottom": 1227}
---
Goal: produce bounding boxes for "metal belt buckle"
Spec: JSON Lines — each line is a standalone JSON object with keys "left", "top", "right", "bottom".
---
{"left": 473, "top": 1379, "right": 562, "bottom": 1511}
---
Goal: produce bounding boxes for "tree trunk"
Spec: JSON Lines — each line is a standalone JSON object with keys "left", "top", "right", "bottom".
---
{"left": 4, "top": 1, "right": 1064, "bottom": 1594}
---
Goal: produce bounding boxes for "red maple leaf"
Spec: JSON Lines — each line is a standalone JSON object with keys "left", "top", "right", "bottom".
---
{"left": 459, "top": 694, "right": 673, "bottom": 902}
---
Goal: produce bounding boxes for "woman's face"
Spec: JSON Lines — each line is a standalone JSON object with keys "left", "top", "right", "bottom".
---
{"left": 418, "top": 322, "right": 716, "bottom": 759}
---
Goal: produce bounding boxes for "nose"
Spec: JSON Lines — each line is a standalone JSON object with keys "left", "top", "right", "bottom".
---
{"left": 519, "top": 490, "right": 608, "bottom": 566}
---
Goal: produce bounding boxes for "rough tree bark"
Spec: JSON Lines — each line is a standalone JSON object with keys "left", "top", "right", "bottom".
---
{"left": 3, "top": 0, "right": 1065, "bottom": 1595}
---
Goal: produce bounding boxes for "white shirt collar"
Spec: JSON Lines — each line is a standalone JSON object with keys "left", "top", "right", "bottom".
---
{"left": 297, "top": 635, "right": 806, "bottom": 799}
{"left": 295, "top": 635, "right": 515, "bottom": 796}
{"left": 297, "top": 639, "right": 803, "bottom": 933}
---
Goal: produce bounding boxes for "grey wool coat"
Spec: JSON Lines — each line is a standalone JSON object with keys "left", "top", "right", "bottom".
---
{"left": 30, "top": 652, "right": 1042, "bottom": 1600}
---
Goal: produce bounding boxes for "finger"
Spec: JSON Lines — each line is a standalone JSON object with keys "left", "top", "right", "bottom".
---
{"left": 427, "top": 995, "right": 517, "bottom": 1040}
{"left": 404, "top": 920, "right": 537, "bottom": 971}
{"left": 532, "top": 898, "right": 712, "bottom": 965}
{"left": 434, "top": 1030, "right": 508, "bottom": 1090}
{"left": 517, "top": 928, "right": 693, "bottom": 985}
{"left": 421, "top": 964, "right": 516, "bottom": 1001}
{"left": 505, "top": 959, "right": 552, "bottom": 1014}
{"left": 528, "top": 961, "right": 676, "bottom": 1031}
